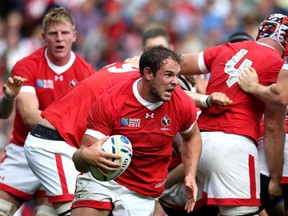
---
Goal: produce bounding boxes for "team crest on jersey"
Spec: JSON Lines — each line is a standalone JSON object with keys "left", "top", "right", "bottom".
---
{"left": 69, "top": 79, "right": 78, "bottom": 87}
{"left": 120, "top": 117, "right": 141, "bottom": 127}
{"left": 36, "top": 79, "right": 54, "bottom": 89}
{"left": 161, "top": 115, "right": 171, "bottom": 131}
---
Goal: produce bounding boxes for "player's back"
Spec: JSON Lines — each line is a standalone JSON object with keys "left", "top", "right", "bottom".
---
{"left": 42, "top": 62, "right": 140, "bottom": 148}
{"left": 198, "top": 41, "right": 283, "bottom": 141}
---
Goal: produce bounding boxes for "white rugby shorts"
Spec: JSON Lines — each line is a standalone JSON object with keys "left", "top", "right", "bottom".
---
{"left": 0, "top": 143, "right": 43, "bottom": 199}
{"left": 24, "top": 132, "right": 79, "bottom": 203}
{"left": 198, "top": 132, "right": 260, "bottom": 208}
{"left": 72, "top": 172, "right": 156, "bottom": 216}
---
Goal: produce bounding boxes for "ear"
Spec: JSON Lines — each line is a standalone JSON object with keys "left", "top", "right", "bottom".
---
{"left": 41, "top": 32, "right": 46, "bottom": 43}
{"left": 72, "top": 31, "right": 78, "bottom": 43}
{"left": 143, "top": 67, "right": 153, "bottom": 80}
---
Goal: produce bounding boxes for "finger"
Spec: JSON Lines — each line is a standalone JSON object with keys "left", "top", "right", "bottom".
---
{"left": 97, "top": 167, "right": 109, "bottom": 176}
{"left": 185, "top": 198, "right": 196, "bottom": 213}
{"left": 97, "top": 136, "right": 110, "bottom": 147}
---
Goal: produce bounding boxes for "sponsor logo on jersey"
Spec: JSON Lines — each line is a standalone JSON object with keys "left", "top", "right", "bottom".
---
{"left": 120, "top": 117, "right": 141, "bottom": 127}
{"left": 145, "top": 113, "right": 154, "bottom": 118}
{"left": 161, "top": 115, "right": 171, "bottom": 131}
{"left": 36, "top": 79, "right": 54, "bottom": 89}
{"left": 54, "top": 75, "right": 63, "bottom": 81}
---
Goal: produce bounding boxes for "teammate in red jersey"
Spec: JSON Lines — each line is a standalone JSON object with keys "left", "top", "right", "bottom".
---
{"left": 0, "top": 76, "right": 26, "bottom": 119}
{"left": 24, "top": 62, "right": 139, "bottom": 215}
{"left": 257, "top": 109, "right": 288, "bottom": 216}
{"left": 238, "top": 33, "right": 288, "bottom": 106}
{"left": 157, "top": 31, "right": 253, "bottom": 216}
{"left": 0, "top": 6, "right": 94, "bottom": 216}
{"left": 239, "top": 64, "right": 288, "bottom": 215}
{"left": 179, "top": 13, "right": 288, "bottom": 216}
{"left": 71, "top": 46, "right": 202, "bottom": 215}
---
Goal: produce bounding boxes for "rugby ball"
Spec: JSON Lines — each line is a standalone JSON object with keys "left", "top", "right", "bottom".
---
{"left": 89, "top": 135, "right": 133, "bottom": 181}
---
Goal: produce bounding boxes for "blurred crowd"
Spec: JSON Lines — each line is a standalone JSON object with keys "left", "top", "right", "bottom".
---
{"left": 0, "top": 0, "right": 288, "bottom": 155}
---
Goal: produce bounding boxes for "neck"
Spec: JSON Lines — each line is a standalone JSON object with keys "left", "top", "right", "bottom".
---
{"left": 137, "top": 78, "right": 157, "bottom": 103}
{"left": 257, "top": 38, "right": 284, "bottom": 56}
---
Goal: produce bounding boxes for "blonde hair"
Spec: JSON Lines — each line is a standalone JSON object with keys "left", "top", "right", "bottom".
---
{"left": 42, "top": 6, "right": 75, "bottom": 31}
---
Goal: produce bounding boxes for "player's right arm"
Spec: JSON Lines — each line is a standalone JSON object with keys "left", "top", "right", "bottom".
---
{"left": 263, "top": 102, "right": 286, "bottom": 198}
{"left": 238, "top": 66, "right": 288, "bottom": 105}
{"left": 180, "top": 53, "right": 202, "bottom": 76}
{"left": 73, "top": 135, "right": 122, "bottom": 174}
{"left": 184, "top": 91, "right": 233, "bottom": 108}
{"left": 16, "top": 92, "right": 42, "bottom": 128}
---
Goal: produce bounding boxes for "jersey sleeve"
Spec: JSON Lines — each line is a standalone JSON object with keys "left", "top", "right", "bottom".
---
{"left": 11, "top": 58, "right": 36, "bottom": 88}
{"left": 201, "top": 44, "right": 223, "bottom": 73}
{"left": 179, "top": 92, "right": 198, "bottom": 134}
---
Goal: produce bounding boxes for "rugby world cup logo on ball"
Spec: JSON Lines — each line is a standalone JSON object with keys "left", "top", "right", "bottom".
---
{"left": 90, "top": 135, "right": 133, "bottom": 181}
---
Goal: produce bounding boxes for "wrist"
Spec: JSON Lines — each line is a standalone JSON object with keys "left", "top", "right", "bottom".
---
{"left": 3, "top": 93, "right": 15, "bottom": 100}
{"left": 200, "top": 95, "right": 210, "bottom": 108}
{"left": 247, "top": 83, "right": 259, "bottom": 94}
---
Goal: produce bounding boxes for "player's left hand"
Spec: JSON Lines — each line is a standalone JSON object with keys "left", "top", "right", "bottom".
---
{"left": 268, "top": 178, "right": 283, "bottom": 200}
{"left": 3, "top": 76, "right": 27, "bottom": 98}
{"left": 184, "top": 175, "right": 197, "bottom": 213}
{"left": 237, "top": 67, "right": 259, "bottom": 93}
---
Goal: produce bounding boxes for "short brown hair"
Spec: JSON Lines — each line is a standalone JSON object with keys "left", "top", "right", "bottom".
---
{"left": 42, "top": 6, "right": 75, "bottom": 31}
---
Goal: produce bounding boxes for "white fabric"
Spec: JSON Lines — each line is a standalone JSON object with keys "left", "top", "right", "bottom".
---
{"left": 198, "top": 131, "right": 260, "bottom": 213}
{"left": 0, "top": 144, "right": 41, "bottom": 195}
{"left": 258, "top": 134, "right": 288, "bottom": 178}
{"left": 0, "top": 198, "right": 17, "bottom": 216}
{"left": 72, "top": 172, "right": 156, "bottom": 216}
{"left": 24, "top": 133, "right": 79, "bottom": 201}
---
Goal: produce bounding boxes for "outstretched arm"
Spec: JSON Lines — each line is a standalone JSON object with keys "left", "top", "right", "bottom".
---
{"left": 185, "top": 91, "right": 233, "bottom": 108}
{"left": 238, "top": 66, "right": 288, "bottom": 105}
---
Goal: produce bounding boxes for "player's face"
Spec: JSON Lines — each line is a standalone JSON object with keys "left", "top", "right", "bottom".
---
{"left": 42, "top": 21, "right": 77, "bottom": 66}
{"left": 149, "top": 58, "right": 180, "bottom": 102}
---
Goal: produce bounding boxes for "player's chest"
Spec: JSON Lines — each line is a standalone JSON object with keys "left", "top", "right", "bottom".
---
{"left": 114, "top": 107, "right": 181, "bottom": 136}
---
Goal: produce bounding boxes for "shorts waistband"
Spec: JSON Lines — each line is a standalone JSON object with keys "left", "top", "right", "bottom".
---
{"left": 31, "top": 124, "right": 64, "bottom": 141}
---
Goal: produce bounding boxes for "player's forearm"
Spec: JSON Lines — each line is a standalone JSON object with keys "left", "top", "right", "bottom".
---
{"left": 0, "top": 95, "right": 15, "bottom": 119}
{"left": 264, "top": 105, "right": 286, "bottom": 182}
{"left": 248, "top": 83, "right": 284, "bottom": 105}
{"left": 72, "top": 148, "right": 90, "bottom": 173}
{"left": 184, "top": 91, "right": 203, "bottom": 108}
{"left": 264, "top": 130, "right": 285, "bottom": 182}
{"left": 182, "top": 135, "right": 202, "bottom": 178}
{"left": 166, "top": 163, "right": 185, "bottom": 189}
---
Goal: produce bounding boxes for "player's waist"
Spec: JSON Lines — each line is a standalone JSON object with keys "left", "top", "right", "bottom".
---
{"left": 30, "top": 124, "right": 64, "bottom": 141}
